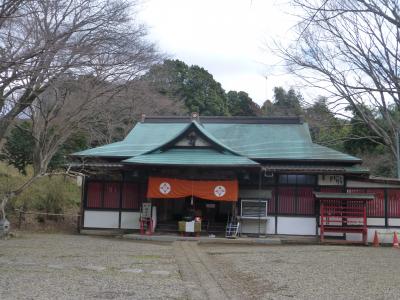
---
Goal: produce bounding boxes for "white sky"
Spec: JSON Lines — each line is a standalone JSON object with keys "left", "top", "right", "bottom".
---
{"left": 137, "top": 0, "right": 302, "bottom": 105}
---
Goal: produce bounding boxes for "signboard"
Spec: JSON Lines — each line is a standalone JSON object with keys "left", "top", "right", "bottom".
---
{"left": 318, "top": 175, "right": 344, "bottom": 186}
{"left": 185, "top": 221, "right": 195, "bottom": 232}
{"left": 241, "top": 200, "right": 268, "bottom": 219}
{"left": 141, "top": 203, "right": 152, "bottom": 218}
{"left": 76, "top": 176, "right": 83, "bottom": 187}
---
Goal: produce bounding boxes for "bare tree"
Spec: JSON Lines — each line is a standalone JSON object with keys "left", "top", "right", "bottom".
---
{"left": 275, "top": 0, "right": 400, "bottom": 158}
{"left": 0, "top": 0, "right": 25, "bottom": 27}
{"left": 0, "top": 0, "right": 160, "bottom": 143}
{"left": 29, "top": 76, "right": 185, "bottom": 174}
{"left": 0, "top": 74, "right": 185, "bottom": 220}
{"left": 85, "top": 79, "right": 186, "bottom": 145}
{"left": 29, "top": 77, "right": 110, "bottom": 175}
{"left": 0, "top": 0, "right": 163, "bottom": 220}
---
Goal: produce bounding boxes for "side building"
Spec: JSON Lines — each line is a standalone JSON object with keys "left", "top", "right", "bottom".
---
{"left": 70, "top": 114, "right": 400, "bottom": 242}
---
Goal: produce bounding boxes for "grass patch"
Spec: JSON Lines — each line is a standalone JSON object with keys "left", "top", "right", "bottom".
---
{"left": 0, "top": 162, "right": 80, "bottom": 228}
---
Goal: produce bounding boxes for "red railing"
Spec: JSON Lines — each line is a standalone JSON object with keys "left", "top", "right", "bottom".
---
{"left": 320, "top": 200, "right": 368, "bottom": 244}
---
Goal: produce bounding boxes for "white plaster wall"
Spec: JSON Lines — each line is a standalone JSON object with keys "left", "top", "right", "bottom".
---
{"left": 84, "top": 211, "right": 119, "bottom": 228}
{"left": 277, "top": 217, "right": 316, "bottom": 235}
{"left": 120, "top": 212, "right": 140, "bottom": 229}
{"left": 241, "top": 217, "right": 274, "bottom": 235}
{"left": 121, "top": 207, "right": 157, "bottom": 230}
{"left": 367, "top": 218, "right": 385, "bottom": 226}
{"left": 388, "top": 218, "right": 400, "bottom": 226}
{"left": 265, "top": 217, "right": 275, "bottom": 234}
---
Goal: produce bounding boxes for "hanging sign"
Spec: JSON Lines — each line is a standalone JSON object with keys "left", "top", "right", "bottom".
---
{"left": 147, "top": 177, "right": 238, "bottom": 201}
{"left": 318, "top": 175, "right": 344, "bottom": 186}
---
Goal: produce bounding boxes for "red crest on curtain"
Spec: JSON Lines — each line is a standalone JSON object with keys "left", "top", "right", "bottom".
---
{"left": 147, "top": 177, "right": 238, "bottom": 202}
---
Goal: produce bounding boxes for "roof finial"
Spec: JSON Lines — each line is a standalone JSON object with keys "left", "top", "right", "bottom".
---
{"left": 141, "top": 113, "right": 146, "bottom": 122}
{"left": 191, "top": 112, "right": 199, "bottom": 122}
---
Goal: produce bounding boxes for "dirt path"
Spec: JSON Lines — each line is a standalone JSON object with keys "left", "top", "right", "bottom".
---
{"left": 173, "top": 241, "right": 240, "bottom": 300}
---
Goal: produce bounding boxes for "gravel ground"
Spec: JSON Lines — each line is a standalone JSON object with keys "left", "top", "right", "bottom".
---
{"left": 1, "top": 234, "right": 400, "bottom": 300}
{"left": 202, "top": 244, "right": 400, "bottom": 299}
{"left": 0, "top": 233, "right": 185, "bottom": 300}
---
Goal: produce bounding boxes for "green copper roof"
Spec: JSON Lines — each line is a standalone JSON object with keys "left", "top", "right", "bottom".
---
{"left": 73, "top": 123, "right": 187, "bottom": 157}
{"left": 73, "top": 118, "right": 361, "bottom": 163}
{"left": 122, "top": 148, "right": 259, "bottom": 166}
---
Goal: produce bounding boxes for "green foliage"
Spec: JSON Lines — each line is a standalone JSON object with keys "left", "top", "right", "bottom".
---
{"left": 1, "top": 122, "right": 34, "bottom": 175}
{"left": 305, "top": 97, "right": 349, "bottom": 152}
{"left": 48, "top": 131, "right": 88, "bottom": 171}
{"left": 263, "top": 87, "right": 304, "bottom": 116}
{"left": 1, "top": 123, "right": 88, "bottom": 175}
{"left": 343, "top": 105, "right": 385, "bottom": 155}
{"left": 145, "top": 59, "right": 229, "bottom": 115}
{"left": 146, "top": 59, "right": 189, "bottom": 97}
{"left": 145, "top": 59, "right": 264, "bottom": 116}
{"left": 184, "top": 65, "right": 228, "bottom": 115}
{"left": 341, "top": 105, "right": 395, "bottom": 177}
{"left": 227, "top": 91, "right": 262, "bottom": 116}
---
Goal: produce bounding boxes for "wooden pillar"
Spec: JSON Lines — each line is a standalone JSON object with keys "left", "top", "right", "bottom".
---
{"left": 363, "top": 202, "right": 368, "bottom": 245}
{"left": 79, "top": 176, "right": 87, "bottom": 231}
{"left": 384, "top": 188, "right": 388, "bottom": 228}
{"left": 320, "top": 200, "right": 324, "bottom": 242}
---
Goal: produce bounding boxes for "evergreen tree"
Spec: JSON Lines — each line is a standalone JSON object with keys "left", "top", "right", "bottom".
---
{"left": 263, "top": 87, "right": 304, "bottom": 116}
{"left": 305, "top": 97, "right": 349, "bottom": 152}
{"left": 227, "top": 91, "right": 262, "bottom": 116}
{"left": 144, "top": 59, "right": 229, "bottom": 116}
{"left": 145, "top": 59, "right": 263, "bottom": 116}
{"left": 1, "top": 122, "right": 88, "bottom": 175}
{"left": 1, "top": 122, "right": 34, "bottom": 175}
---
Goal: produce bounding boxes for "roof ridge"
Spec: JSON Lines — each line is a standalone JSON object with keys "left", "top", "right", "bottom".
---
{"left": 141, "top": 116, "right": 304, "bottom": 124}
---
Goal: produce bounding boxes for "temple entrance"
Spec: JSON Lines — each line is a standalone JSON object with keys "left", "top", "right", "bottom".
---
{"left": 152, "top": 197, "right": 234, "bottom": 234}
{"left": 147, "top": 176, "right": 239, "bottom": 235}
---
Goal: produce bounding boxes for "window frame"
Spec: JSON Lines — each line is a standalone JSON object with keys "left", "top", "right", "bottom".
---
{"left": 278, "top": 174, "right": 316, "bottom": 186}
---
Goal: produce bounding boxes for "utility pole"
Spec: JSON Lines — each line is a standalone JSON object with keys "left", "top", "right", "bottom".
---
{"left": 264, "top": 74, "right": 268, "bottom": 101}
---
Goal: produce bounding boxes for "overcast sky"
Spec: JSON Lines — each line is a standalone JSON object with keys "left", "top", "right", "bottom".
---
{"left": 138, "top": 0, "right": 301, "bottom": 105}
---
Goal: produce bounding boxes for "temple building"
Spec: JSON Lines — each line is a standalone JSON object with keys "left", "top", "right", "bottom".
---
{"left": 70, "top": 114, "right": 400, "bottom": 243}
